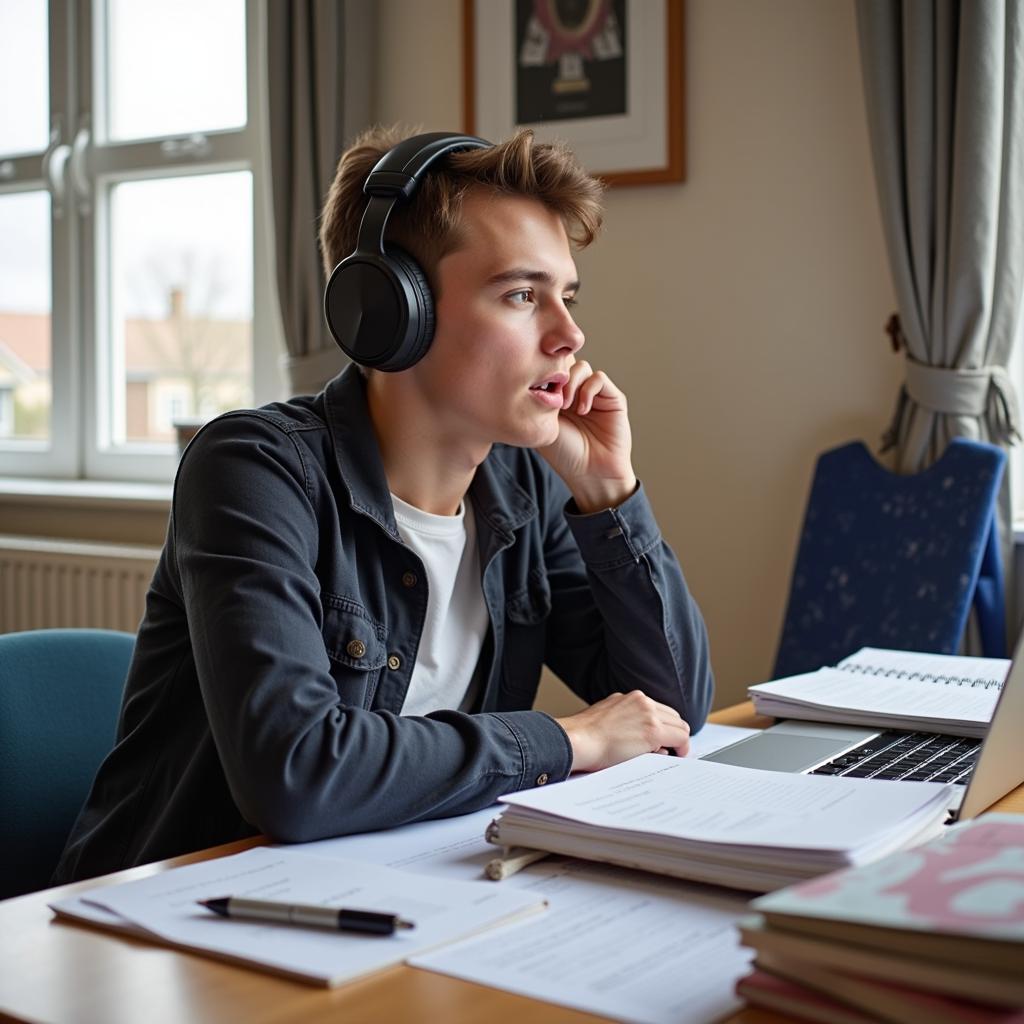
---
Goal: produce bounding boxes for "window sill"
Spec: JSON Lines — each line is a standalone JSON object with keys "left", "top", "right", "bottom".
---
{"left": 1, "top": 491, "right": 1023, "bottom": 540}
{"left": 0, "top": 477, "right": 172, "bottom": 512}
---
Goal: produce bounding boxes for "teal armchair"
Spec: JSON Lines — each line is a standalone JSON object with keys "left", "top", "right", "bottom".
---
{"left": 0, "top": 628, "right": 134, "bottom": 899}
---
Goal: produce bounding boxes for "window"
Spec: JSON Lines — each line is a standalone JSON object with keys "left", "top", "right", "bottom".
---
{"left": 0, "top": 0, "right": 280, "bottom": 482}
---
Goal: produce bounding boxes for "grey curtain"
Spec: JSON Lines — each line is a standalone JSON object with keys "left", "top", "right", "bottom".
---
{"left": 856, "top": 0, "right": 1024, "bottom": 619}
{"left": 266, "top": 0, "right": 375, "bottom": 395}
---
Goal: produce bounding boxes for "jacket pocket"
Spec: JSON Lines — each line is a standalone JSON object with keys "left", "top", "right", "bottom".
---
{"left": 505, "top": 566, "right": 551, "bottom": 625}
{"left": 321, "top": 594, "right": 387, "bottom": 671}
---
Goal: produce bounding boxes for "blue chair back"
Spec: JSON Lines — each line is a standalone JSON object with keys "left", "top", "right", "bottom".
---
{"left": 0, "top": 628, "right": 134, "bottom": 899}
{"left": 773, "top": 439, "right": 1006, "bottom": 679}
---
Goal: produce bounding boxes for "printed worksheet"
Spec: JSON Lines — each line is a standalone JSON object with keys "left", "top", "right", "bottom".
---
{"left": 412, "top": 860, "right": 752, "bottom": 1024}
{"left": 51, "top": 847, "right": 544, "bottom": 986}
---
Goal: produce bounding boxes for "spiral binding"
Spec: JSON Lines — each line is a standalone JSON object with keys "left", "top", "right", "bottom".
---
{"left": 838, "top": 661, "right": 1003, "bottom": 690}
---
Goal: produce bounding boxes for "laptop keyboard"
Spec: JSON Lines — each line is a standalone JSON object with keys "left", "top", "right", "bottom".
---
{"left": 809, "top": 730, "right": 981, "bottom": 785}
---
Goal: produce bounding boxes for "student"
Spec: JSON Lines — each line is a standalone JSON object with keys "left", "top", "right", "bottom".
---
{"left": 54, "top": 127, "right": 713, "bottom": 883}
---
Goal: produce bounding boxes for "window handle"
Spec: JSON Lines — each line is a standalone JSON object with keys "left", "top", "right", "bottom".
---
{"left": 160, "top": 133, "right": 213, "bottom": 159}
{"left": 69, "top": 124, "right": 92, "bottom": 215}
{"left": 41, "top": 124, "right": 71, "bottom": 219}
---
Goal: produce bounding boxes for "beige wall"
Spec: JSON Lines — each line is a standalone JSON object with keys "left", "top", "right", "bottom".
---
{"left": 374, "top": 0, "right": 900, "bottom": 711}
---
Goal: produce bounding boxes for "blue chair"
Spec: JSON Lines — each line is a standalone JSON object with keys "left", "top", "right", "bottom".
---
{"left": 0, "top": 628, "right": 134, "bottom": 899}
{"left": 773, "top": 439, "right": 1006, "bottom": 679}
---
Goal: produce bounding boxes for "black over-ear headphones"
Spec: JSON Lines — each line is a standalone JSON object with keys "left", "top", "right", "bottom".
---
{"left": 324, "top": 131, "right": 492, "bottom": 372}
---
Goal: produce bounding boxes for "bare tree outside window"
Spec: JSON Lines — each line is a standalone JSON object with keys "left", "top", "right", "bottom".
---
{"left": 122, "top": 249, "right": 251, "bottom": 442}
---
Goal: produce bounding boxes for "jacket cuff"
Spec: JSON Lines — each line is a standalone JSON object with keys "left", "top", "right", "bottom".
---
{"left": 491, "top": 710, "right": 574, "bottom": 788}
{"left": 564, "top": 481, "right": 661, "bottom": 569}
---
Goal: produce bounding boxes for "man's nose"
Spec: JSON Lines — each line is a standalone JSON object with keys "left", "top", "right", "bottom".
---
{"left": 542, "top": 303, "right": 585, "bottom": 355}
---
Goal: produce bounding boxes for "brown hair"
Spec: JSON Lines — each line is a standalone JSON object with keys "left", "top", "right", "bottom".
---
{"left": 318, "top": 125, "right": 605, "bottom": 290}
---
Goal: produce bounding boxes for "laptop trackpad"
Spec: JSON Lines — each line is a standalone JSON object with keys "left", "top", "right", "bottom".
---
{"left": 701, "top": 732, "right": 852, "bottom": 773}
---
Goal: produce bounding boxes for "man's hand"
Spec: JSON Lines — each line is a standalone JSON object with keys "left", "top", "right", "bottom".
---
{"left": 538, "top": 361, "right": 638, "bottom": 514}
{"left": 554, "top": 691, "right": 692, "bottom": 772}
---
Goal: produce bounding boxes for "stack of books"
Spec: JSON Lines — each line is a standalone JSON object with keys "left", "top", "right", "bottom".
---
{"left": 736, "top": 813, "right": 1024, "bottom": 1023}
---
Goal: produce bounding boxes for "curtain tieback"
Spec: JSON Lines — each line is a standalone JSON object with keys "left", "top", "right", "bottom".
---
{"left": 902, "top": 358, "right": 1022, "bottom": 444}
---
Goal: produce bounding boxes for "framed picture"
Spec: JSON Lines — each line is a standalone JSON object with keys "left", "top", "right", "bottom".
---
{"left": 462, "top": 0, "right": 685, "bottom": 186}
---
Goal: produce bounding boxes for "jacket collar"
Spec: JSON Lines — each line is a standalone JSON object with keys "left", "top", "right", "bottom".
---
{"left": 322, "top": 365, "right": 538, "bottom": 542}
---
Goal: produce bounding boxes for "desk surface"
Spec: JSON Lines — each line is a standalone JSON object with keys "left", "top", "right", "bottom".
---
{"left": 2, "top": 702, "right": 1021, "bottom": 1024}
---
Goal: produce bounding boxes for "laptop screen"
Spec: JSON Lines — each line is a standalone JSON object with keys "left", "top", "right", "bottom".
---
{"left": 957, "top": 628, "right": 1024, "bottom": 819}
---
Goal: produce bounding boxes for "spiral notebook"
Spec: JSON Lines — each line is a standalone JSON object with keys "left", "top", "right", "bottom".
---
{"left": 746, "top": 647, "right": 1009, "bottom": 738}
{"left": 702, "top": 641, "right": 1024, "bottom": 820}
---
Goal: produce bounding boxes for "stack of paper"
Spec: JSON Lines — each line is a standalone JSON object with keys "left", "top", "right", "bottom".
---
{"left": 50, "top": 846, "right": 545, "bottom": 987}
{"left": 489, "top": 754, "right": 956, "bottom": 892}
{"left": 748, "top": 647, "right": 1009, "bottom": 738}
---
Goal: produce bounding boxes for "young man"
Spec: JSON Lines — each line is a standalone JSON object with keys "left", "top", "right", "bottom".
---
{"left": 54, "top": 127, "right": 713, "bottom": 884}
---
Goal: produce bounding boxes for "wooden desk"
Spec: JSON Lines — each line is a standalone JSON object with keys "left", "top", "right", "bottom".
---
{"left": 2, "top": 703, "right": 1021, "bottom": 1024}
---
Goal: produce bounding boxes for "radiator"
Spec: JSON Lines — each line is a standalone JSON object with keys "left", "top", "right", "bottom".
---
{"left": 0, "top": 536, "right": 161, "bottom": 634}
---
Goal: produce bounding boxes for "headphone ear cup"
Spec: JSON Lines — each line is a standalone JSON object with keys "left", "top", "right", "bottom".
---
{"left": 326, "top": 134, "right": 491, "bottom": 371}
{"left": 323, "top": 247, "right": 435, "bottom": 372}
{"left": 384, "top": 245, "right": 435, "bottom": 371}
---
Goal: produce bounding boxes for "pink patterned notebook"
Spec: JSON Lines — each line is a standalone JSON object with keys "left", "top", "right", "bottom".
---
{"left": 750, "top": 814, "right": 1024, "bottom": 970}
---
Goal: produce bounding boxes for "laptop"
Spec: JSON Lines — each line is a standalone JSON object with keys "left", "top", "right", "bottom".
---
{"left": 701, "top": 631, "right": 1024, "bottom": 820}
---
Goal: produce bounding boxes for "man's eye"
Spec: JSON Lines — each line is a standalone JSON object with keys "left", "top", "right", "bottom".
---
{"left": 508, "top": 289, "right": 533, "bottom": 305}
{"left": 564, "top": 295, "right": 578, "bottom": 309}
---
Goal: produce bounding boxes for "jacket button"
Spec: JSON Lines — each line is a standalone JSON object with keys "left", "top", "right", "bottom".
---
{"left": 401, "top": 571, "right": 418, "bottom": 588}
{"left": 346, "top": 639, "right": 366, "bottom": 659}
{"left": 387, "top": 654, "right": 402, "bottom": 670}
{"left": 536, "top": 773, "right": 549, "bottom": 786}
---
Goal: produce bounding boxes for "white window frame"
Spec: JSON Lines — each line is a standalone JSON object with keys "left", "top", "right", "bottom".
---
{"left": 0, "top": 0, "right": 282, "bottom": 483}
{"left": 0, "top": 2, "right": 74, "bottom": 476}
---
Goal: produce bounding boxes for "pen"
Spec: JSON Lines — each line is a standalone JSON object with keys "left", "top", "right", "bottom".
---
{"left": 197, "top": 897, "right": 415, "bottom": 935}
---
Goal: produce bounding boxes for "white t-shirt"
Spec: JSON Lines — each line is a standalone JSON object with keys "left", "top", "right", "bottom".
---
{"left": 390, "top": 493, "right": 489, "bottom": 716}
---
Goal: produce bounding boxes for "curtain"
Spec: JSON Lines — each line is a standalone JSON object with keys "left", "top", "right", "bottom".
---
{"left": 266, "top": 0, "right": 375, "bottom": 395}
{"left": 856, "top": 0, "right": 1024, "bottom": 625}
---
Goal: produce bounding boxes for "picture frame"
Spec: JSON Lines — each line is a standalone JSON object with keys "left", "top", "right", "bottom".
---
{"left": 462, "top": 0, "right": 685, "bottom": 186}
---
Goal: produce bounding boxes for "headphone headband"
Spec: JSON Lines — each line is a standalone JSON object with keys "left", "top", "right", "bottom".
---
{"left": 363, "top": 132, "right": 491, "bottom": 199}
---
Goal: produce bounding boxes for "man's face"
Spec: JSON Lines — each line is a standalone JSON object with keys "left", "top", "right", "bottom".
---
{"left": 410, "top": 190, "right": 585, "bottom": 453}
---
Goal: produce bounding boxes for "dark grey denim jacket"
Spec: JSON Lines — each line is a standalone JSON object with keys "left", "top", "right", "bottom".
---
{"left": 54, "top": 366, "right": 713, "bottom": 883}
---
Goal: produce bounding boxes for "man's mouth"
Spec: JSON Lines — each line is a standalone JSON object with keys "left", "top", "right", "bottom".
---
{"left": 528, "top": 373, "right": 569, "bottom": 395}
